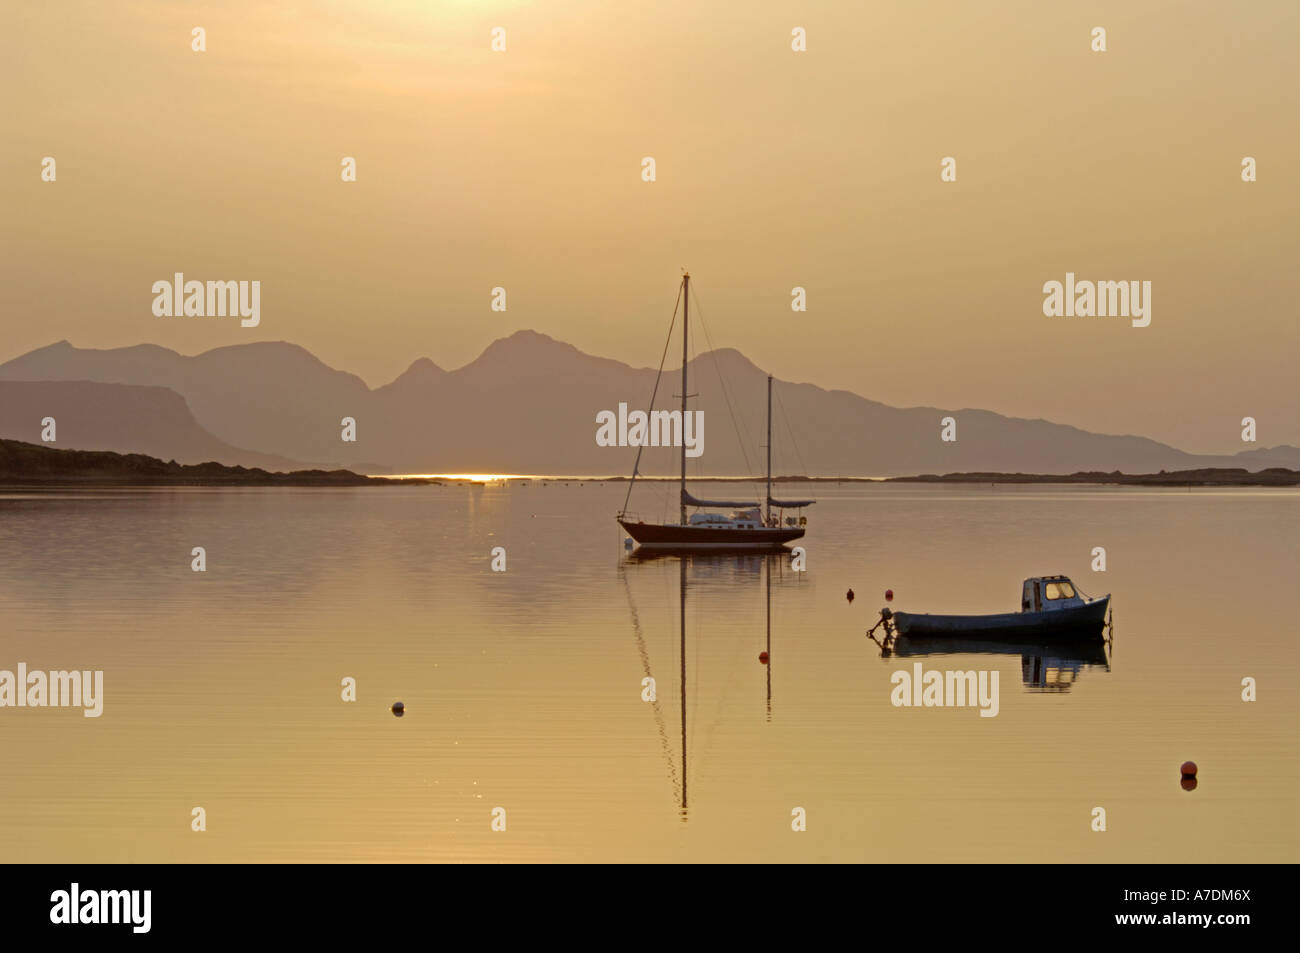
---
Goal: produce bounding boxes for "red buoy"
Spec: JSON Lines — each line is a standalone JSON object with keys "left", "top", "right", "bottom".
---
{"left": 758, "top": 651, "right": 769, "bottom": 664}
{"left": 1180, "top": 760, "right": 1197, "bottom": 778}
{"left": 846, "top": 589, "right": 855, "bottom": 604}
{"left": 885, "top": 589, "right": 894, "bottom": 602}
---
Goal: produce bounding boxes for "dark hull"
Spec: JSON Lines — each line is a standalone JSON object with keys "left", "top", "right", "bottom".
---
{"left": 892, "top": 596, "right": 1109, "bottom": 640}
{"left": 618, "top": 519, "right": 804, "bottom": 551}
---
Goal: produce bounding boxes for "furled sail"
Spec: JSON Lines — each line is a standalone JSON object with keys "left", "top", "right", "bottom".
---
{"left": 681, "top": 488, "right": 759, "bottom": 509}
{"left": 767, "top": 496, "right": 815, "bottom": 508}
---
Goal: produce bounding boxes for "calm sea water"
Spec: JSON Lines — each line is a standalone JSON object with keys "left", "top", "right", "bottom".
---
{"left": 1, "top": 482, "right": 1296, "bottom": 862}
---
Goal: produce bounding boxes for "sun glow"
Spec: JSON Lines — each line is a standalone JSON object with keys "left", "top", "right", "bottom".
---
{"left": 391, "top": 473, "right": 532, "bottom": 483}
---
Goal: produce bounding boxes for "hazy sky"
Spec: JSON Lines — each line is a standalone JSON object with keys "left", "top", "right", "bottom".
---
{"left": 2, "top": 0, "right": 1296, "bottom": 454}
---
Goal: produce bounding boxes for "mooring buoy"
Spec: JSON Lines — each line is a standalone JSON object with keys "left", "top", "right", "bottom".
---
{"left": 391, "top": 701, "right": 405, "bottom": 716}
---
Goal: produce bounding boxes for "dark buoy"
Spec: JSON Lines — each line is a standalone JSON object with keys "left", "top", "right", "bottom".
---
{"left": 758, "top": 651, "right": 769, "bottom": 664}
{"left": 885, "top": 589, "right": 894, "bottom": 602}
{"left": 1180, "top": 760, "right": 1197, "bottom": 778}
{"left": 391, "top": 701, "right": 405, "bottom": 716}
{"left": 846, "top": 589, "right": 855, "bottom": 604}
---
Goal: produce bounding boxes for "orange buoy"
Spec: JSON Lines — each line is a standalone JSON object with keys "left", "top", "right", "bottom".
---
{"left": 758, "top": 651, "right": 769, "bottom": 664}
{"left": 1180, "top": 760, "right": 1197, "bottom": 778}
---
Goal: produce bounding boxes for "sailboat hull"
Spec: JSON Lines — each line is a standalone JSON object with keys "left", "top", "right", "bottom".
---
{"left": 618, "top": 519, "right": 804, "bottom": 551}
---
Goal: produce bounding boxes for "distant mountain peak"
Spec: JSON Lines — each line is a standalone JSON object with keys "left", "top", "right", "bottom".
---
{"left": 11, "top": 340, "right": 74, "bottom": 361}
{"left": 505, "top": 328, "right": 557, "bottom": 343}
{"left": 201, "top": 340, "right": 317, "bottom": 359}
{"left": 691, "top": 346, "right": 761, "bottom": 374}
{"left": 483, "top": 329, "right": 573, "bottom": 353}
{"left": 464, "top": 329, "right": 587, "bottom": 371}
{"left": 403, "top": 356, "right": 444, "bottom": 375}
{"left": 378, "top": 356, "right": 447, "bottom": 392}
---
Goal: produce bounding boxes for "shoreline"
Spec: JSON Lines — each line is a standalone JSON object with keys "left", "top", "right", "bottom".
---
{"left": 3, "top": 440, "right": 1295, "bottom": 488}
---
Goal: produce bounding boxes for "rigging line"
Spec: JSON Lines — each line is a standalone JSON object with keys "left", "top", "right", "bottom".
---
{"left": 688, "top": 283, "right": 761, "bottom": 494}
{"left": 620, "top": 280, "right": 683, "bottom": 517}
{"left": 774, "top": 386, "right": 809, "bottom": 477}
{"left": 618, "top": 564, "right": 681, "bottom": 803}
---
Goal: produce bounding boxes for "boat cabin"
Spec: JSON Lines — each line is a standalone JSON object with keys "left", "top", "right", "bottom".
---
{"left": 689, "top": 508, "right": 763, "bottom": 530}
{"left": 1021, "top": 575, "right": 1086, "bottom": 613}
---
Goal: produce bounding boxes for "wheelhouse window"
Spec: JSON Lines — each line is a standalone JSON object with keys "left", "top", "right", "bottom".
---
{"left": 1044, "top": 581, "right": 1075, "bottom": 600}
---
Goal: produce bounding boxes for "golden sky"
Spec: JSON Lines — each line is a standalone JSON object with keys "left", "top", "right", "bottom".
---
{"left": 2, "top": 0, "right": 1296, "bottom": 453}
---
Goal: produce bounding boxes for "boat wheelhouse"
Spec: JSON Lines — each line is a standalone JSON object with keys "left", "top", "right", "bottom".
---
{"left": 1021, "top": 575, "right": 1085, "bottom": 612}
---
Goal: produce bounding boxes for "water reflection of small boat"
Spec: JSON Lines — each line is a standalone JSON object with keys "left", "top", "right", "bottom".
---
{"left": 892, "top": 636, "right": 1109, "bottom": 665}
{"left": 890, "top": 635, "right": 1111, "bottom": 692}
{"left": 891, "top": 575, "right": 1109, "bottom": 640}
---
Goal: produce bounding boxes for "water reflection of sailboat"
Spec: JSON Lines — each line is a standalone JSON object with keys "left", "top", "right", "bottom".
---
{"left": 618, "top": 554, "right": 692, "bottom": 818}
{"left": 620, "top": 551, "right": 799, "bottom": 817}
{"left": 764, "top": 550, "right": 772, "bottom": 718}
{"left": 626, "top": 546, "right": 764, "bottom": 574}
{"left": 887, "top": 635, "right": 1111, "bottom": 693}
{"left": 677, "top": 556, "right": 688, "bottom": 816}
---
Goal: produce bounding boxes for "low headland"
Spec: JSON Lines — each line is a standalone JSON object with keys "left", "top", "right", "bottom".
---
{"left": 885, "top": 469, "right": 1298, "bottom": 487}
{"left": 0, "top": 439, "right": 433, "bottom": 486}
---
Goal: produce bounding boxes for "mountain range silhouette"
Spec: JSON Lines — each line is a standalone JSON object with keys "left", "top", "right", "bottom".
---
{"left": 1, "top": 332, "right": 1295, "bottom": 476}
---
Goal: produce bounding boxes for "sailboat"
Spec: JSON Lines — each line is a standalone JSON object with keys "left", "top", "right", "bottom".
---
{"left": 617, "top": 273, "right": 814, "bottom": 551}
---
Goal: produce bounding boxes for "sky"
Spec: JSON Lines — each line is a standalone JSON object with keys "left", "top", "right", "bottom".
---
{"left": 2, "top": 0, "right": 1296, "bottom": 454}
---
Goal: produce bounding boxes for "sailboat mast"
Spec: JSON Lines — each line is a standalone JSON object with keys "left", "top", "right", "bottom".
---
{"left": 766, "top": 374, "right": 772, "bottom": 525}
{"left": 680, "top": 273, "right": 689, "bottom": 526}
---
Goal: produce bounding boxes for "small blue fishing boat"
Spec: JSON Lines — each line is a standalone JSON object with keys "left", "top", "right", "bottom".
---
{"left": 890, "top": 575, "right": 1109, "bottom": 640}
